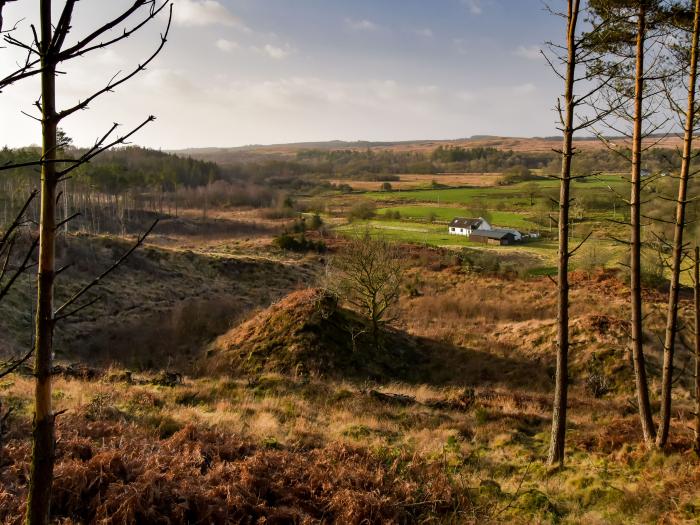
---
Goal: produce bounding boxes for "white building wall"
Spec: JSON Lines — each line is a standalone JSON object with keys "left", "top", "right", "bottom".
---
{"left": 449, "top": 227, "right": 469, "bottom": 236}
{"left": 448, "top": 218, "right": 493, "bottom": 236}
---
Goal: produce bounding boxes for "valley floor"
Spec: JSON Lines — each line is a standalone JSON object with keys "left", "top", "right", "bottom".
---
{"left": 1, "top": 224, "right": 699, "bottom": 524}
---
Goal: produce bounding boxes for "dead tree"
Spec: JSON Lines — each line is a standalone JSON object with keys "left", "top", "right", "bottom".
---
{"left": 656, "top": 0, "right": 700, "bottom": 448}
{"left": 0, "top": 2, "right": 172, "bottom": 523}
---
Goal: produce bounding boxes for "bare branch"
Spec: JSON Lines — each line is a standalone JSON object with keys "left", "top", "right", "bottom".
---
{"left": 53, "top": 220, "right": 159, "bottom": 320}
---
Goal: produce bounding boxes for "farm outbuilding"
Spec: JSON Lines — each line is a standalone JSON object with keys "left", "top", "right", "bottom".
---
{"left": 469, "top": 229, "right": 517, "bottom": 245}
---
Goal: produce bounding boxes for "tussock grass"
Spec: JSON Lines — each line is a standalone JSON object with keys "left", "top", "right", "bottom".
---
{"left": 2, "top": 367, "right": 699, "bottom": 523}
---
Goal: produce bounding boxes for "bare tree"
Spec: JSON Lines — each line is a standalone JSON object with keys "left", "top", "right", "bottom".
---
{"left": 0, "top": 1, "right": 17, "bottom": 33}
{"left": 0, "top": 1, "right": 40, "bottom": 452}
{"left": 656, "top": 0, "right": 700, "bottom": 448}
{"left": 544, "top": 0, "right": 622, "bottom": 466}
{"left": 0, "top": 2, "right": 173, "bottom": 523}
{"left": 0, "top": 193, "right": 38, "bottom": 448}
{"left": 547, "top": 0, "right": 581, "bottom": 469}
{"left": 329, "top": 231, "right": 402, "bottom": 349}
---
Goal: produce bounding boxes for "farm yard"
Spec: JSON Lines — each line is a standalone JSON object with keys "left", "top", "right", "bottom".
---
{"left": 321, "top": 171, "right": 633, "bottom": 278}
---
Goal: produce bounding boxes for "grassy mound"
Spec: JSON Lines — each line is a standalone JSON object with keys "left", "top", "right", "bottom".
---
{"left": 207, "top": 288, "right": 425, "bottom": 381}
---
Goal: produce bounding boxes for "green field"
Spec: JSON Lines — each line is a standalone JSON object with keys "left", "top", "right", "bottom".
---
{"left": 334, "top": 218, "right": 630, "bottom": 273}
{"left": 376, "top": 206, "right": 539, "bottom": 230}
{"left": 364, "top": 174, "right": 626, "bottom": 209}
{"left": 337, "top": 220, "right": 480, "bottom": 246}
{"left": 331, "top": 172, "right": 633, "bottom": 275}
{"left": 336, "top": 219, "right": 556, "bottom": 255}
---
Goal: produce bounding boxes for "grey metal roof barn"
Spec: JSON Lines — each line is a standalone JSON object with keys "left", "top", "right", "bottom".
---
{"left": 469, "top": 229, "right": 514, "bottom": 240}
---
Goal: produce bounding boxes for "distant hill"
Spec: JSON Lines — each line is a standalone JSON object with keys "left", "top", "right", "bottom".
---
{"left": 173, "top": 135, "right": 685, "bottom": 165}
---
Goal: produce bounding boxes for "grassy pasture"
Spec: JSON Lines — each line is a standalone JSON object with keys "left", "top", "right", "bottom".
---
{"left": 363, "top": 174, "right": 626, "bottom": 208}
{"left": 336, "top": 220, "right": 558, "bottom": 261}
{"left": 377, "top": 206, "right": 539, "bottom": 230}
{"left": 330, "top": 171, "right": 635, "bottom": 277}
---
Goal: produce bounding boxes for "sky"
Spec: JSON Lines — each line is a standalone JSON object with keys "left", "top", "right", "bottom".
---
{"left": 0, "top": 0, "right": 568, "bottom": 149}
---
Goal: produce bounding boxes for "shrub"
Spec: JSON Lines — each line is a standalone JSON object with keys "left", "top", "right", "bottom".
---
{"left": 500, "top": 165, "right": 540, "bottom": 185}
{"left": 348, "top": 201, "right": 376, "bottom": 221}
{"left": 309, "top": 214, "right": 323, "bottom": 230}
{"left": 273, "top": 232, "right": 325, "bottom": 253}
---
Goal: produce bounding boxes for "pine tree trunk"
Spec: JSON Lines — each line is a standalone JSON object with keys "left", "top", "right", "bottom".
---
{"left": 630, "top": 3, "right": 656, "bottom": 445}
{"left": 657, "top": 0, "right": 700, "bottom": 448}
{"left": 26, "top": 1, "right": 57, "bottom": 522}
{"left": 548, "top": 0, "right": 579, "bottom": 467}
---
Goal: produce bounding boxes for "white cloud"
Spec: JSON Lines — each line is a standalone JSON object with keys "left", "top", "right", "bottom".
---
{"left": 463, "top": 0, "right": 483, "bottom": 15}
{"left": 214, "top": 77, "right": 444, "bottom": 114}
{"left": 514, "top": 45, "right": 541, "bottom": 60}
{"left": 97, "top": 49, "right": 125, "bottom": 67}
{"left": 417, "top": 85, "right": 439, "bottom": 95}
{"left": 142, "top": 68, "right": 200, "bottom": 98}
{"left": 456, "top": 90, "right": 476, "bottom": 103}
{"left": 216, "top": 39, "right": 239, "bottom": 52}
{"left": 513, "top": 83, "right": 536, "bottom": 95}
{"left": 345, "top": 18, "right": 379, "bottom": 31}
{"left": 261, "top": 44, "right": 293, "bottom": 60}
{"left": 453, "top": 38, "right": 469, "bottom": 55}
{"left": 414, "top": 28, "right": 433, "bottom": 38}
{"left": 173, "top": 0, "right": 241, "bottom": 27}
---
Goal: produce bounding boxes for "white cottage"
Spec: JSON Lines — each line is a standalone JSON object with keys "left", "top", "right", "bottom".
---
{"left": 448, "top": 217, "right": 492, "bottom": 237}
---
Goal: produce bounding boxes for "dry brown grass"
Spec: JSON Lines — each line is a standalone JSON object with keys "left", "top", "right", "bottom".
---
{"left": 0, "top": 416, "right": 468, "bottom": 524}
{"left": 329, "top": 173, "right": 503, "bottom": 190}
{"left": 3, "top": 234, "right": 700, "bottom": 524}
{"left": 2, "top": 369, "right": 698, "bottom": 524}
{"left": 180, "top": 136, "right": 686, "bottom": 163}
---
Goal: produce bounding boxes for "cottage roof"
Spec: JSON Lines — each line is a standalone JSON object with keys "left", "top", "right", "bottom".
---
{"left": 449, "top": 217, "right": 483, "bottom": 229}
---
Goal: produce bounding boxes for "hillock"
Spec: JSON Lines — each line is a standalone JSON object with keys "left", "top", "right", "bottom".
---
{"left": 207, "top": 288, "right": 425, "bottom": 381}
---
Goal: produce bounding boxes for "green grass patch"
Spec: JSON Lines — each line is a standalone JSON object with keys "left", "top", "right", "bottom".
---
{"left": 335, "top": 221, "right": 559, "bottom": 263}
{"left": 525, "top": 266, "right": 558, "bottom": 277}
{"left": 364, "top": 174, "right": 626, "bottom": 212}
{"left": 377, "top": 206, "right": 538, "bottom": 230}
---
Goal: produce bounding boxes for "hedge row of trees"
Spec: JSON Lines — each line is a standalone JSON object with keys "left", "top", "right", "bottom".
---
{"left": 0, "top": 146, "right": 282, "bottom": 233}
